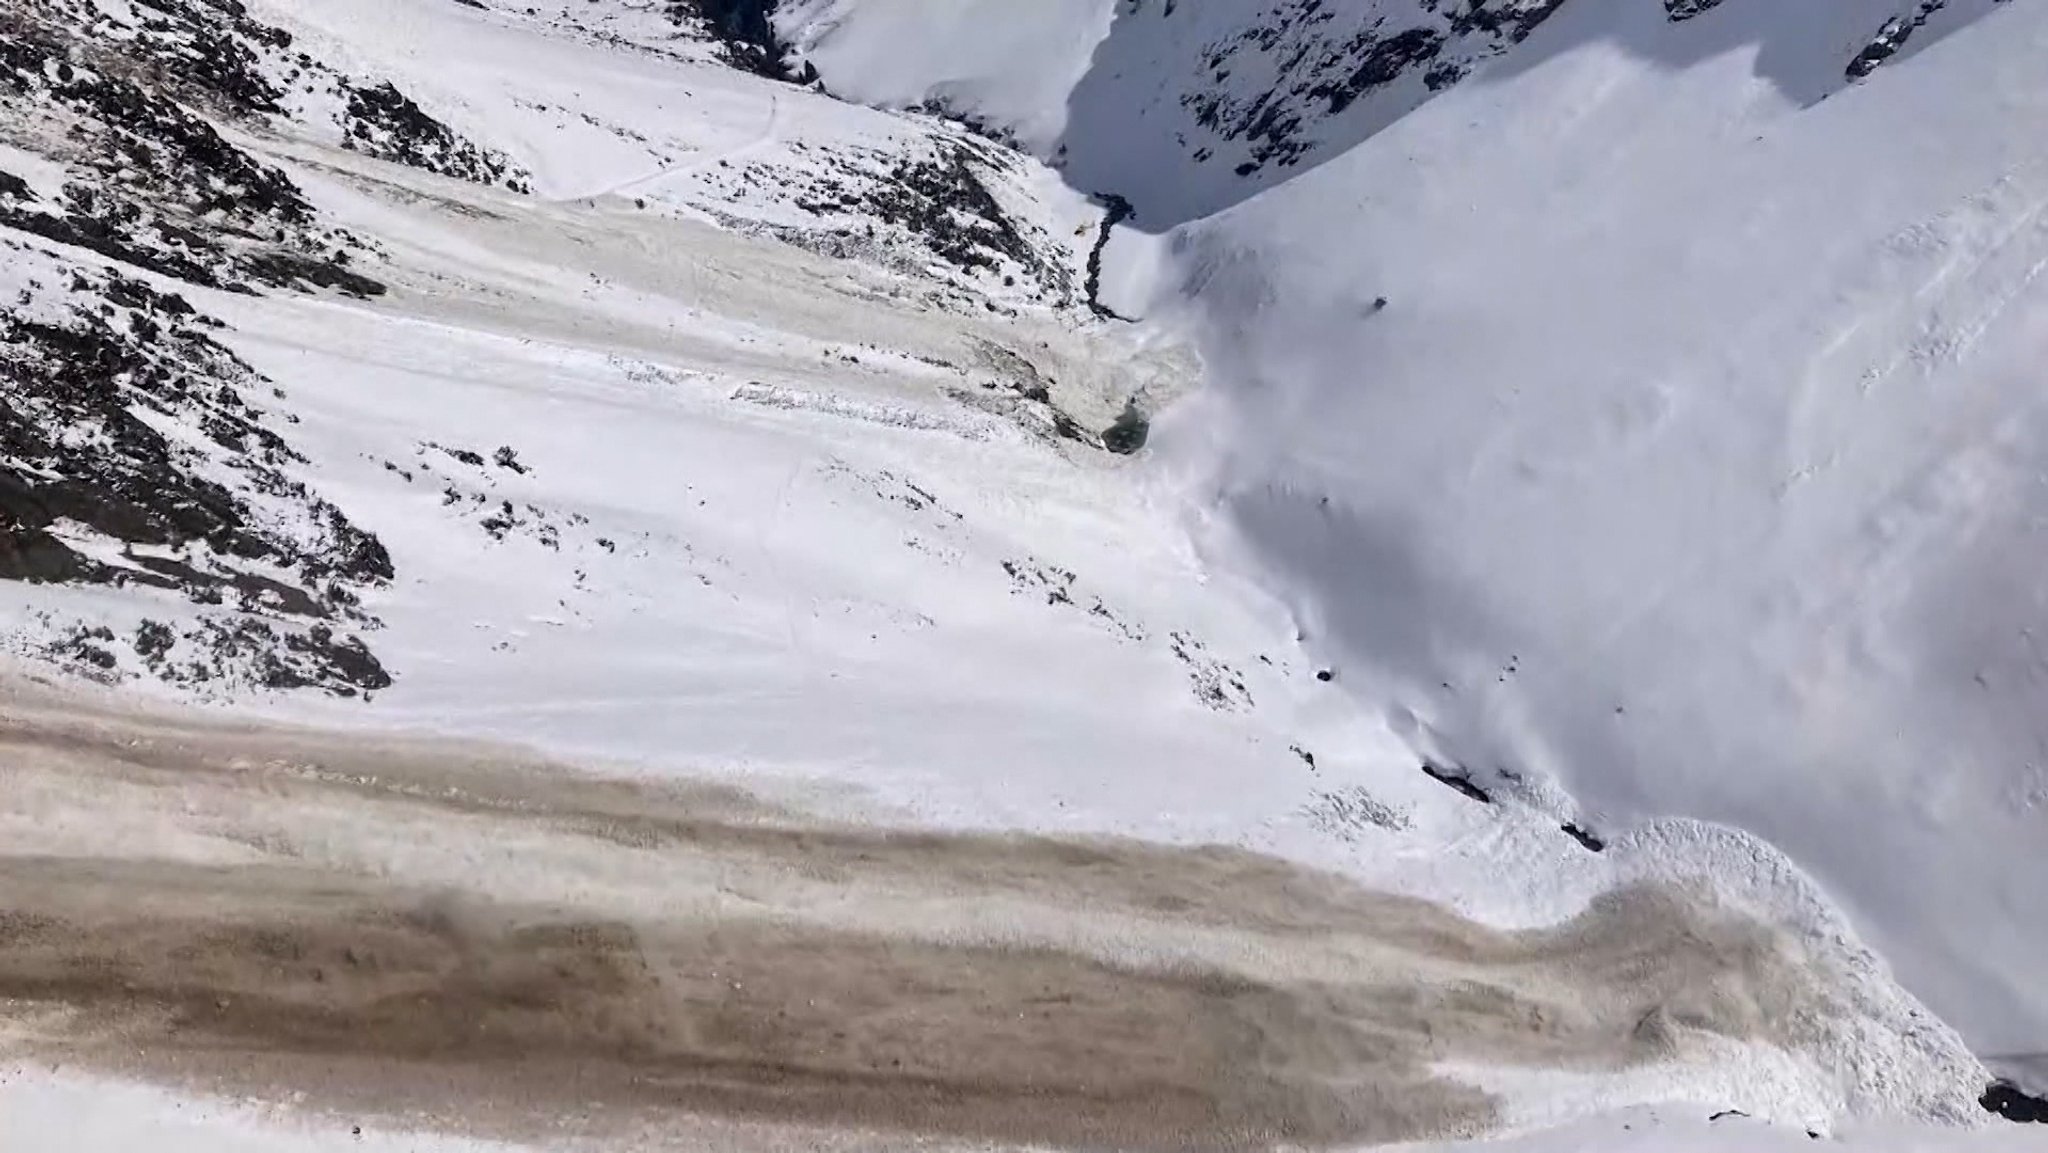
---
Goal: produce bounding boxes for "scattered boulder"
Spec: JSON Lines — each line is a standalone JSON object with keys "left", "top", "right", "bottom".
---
{"left": 1101, "top": 401, "right": 1150, "bottom": 455}
{"left": 1984, "top": 1081, "right": 2048, "bottom": 1124}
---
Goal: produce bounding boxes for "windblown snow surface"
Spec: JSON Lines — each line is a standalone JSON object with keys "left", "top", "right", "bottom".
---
{"left": 2, "top": 0, "right": 2047, "bottom": 1150}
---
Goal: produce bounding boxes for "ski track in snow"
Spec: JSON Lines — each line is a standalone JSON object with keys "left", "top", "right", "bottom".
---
{"left": 555, "top": 94, "right": 785, "bottom": 204}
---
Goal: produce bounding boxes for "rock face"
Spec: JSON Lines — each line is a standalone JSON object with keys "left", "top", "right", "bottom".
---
{"left": 1845, "top": 1, "right": 2013, "bottom": 83}
{"left": 708, "top": 135, "right": 1075, "bottom": 303}
{"left": 682, "top": 0, "right": 810, "bottom": 78}
{"left": 1663, "top": 0, "right": 1726, "bottom": 20}
{"left": 778, "top": 0, "right": 1585, "bottom": 223}
{"left": 782, "top": 0, "right": 2020, "bottom": 226}
{"left": 1173, "top": 0, "right": 1571, "bottom": 179}
{"left": 0, "top": 249, "right": 393, "bottom": 695}
{"left": 0, "top": 0, "right": 1105, "bottom": 697}
{"left": 0, "top": 0, "right": 416, "bottom": 694}
{"left": 342, "top": 82, "right": 531, "bottom": 191}
{"left": 0, "top": 5, "right": 378, "bottom": 295}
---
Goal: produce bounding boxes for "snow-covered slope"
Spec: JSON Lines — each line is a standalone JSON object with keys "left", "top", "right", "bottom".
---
{"left": 0, "top": 0, "right": 1120, "bottom": 696}
{"left": 3, "top": 0, "right": 2045, "bottom": 1148}
{"left": 1157, "top": 0, "right": 2048, "bottom": 1074}
{"left": 777, "top": 0, "right": 2008, "bottom": 226}
{"left": 783, "top": 0, "right": 2048, "bottom": 1099}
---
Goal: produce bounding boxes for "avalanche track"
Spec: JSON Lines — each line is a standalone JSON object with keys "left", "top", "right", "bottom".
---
{"left": 0, "top": 677, "right": 1824, "bottom": 1152}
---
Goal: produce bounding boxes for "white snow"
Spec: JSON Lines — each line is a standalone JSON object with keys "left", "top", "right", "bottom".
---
{"left": 775, "top": 0, "right": 1116, "bottom": 154}
{"left": 6, "top": 0, "right": 2047, "bottom": 1147}
{"left": 779, "top": 0, "right": 2048, "bottom": 1084}
{"left": 1152, "top": 0, "right": 2048, "bottom": 1072}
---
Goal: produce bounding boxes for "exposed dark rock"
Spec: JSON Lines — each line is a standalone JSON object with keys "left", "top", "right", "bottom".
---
{"left": 1084, "top": 193, "right": 1136, "bottom": 321}
{"left": 4, "top": 292, "right": 382, "bottom": 577}
{"left": 1002, "top": 558, "right": 1077, "bottom": 606}
{"left": 1325, "top": 28, "right": 1445, "bottom": 114}
{"left": 1101, "top": 400, "right": 1150, "bottom": 455}
{"left": 343, "top": 82, "right": 531, "bottom": 191}
{"left": 1845, "top": 1, "right": 2005, "bottom": 82}
{"left": 1180, "top": 0, "right": 1573, "bottom": 175}
{"left": 28, "top": 0, "right": 295, "bottom": 117}
{"left": 1168, "top": 629, "right": 1253, "bottom": 711}
{"left": 50, "top": 624, "right": 121, "bottom": 674}
{"left": 1421, "top": 760, "right": 1493, "bottom": 804}
{"left": 0, "top": 7, "right": 382, "bottom": 296}
{"left": 739, "top": 136, "right": 1073, "bottom": 303}
{"left": 1984, "top": 1081, "right": 2048, "bottom": 1124}
{"left": 182, "top": 616, "right": 391, "bottom": 695}
{"left": 0, "top": 255, "right": 393, "bottom": 696}
{"left": 134, "top": 619, "right": 175, "bottom": 662}
{"left": 1665, "top": 0, "right": 1727, "bottom": 20}
{"left": 1849, "top": 13, "right": 1917, "bottom": 79}
{"left": 665, "top": 0, "right": 814, "bottom": 81}
{"left": 1562, "top": 822, "right": 1607, "bottom": 853}
{"left": 0, "top": 0, "right": 391, "bottom": 696}
{"left": 0, "top": 518, "right": 100, "bottom": 583}
{"left": 874, "top": 145, "right": 1053, "bottom": 283}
